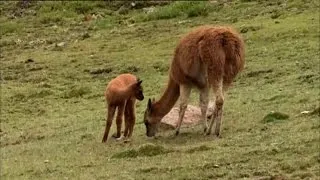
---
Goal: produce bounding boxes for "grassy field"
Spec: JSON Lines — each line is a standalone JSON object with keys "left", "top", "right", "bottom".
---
{"left": 1, "top": 1, "right": 319, "bottom": 179}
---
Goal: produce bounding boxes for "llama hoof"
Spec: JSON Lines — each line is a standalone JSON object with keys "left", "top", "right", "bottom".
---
{"left": 111, "top": 133, "right": 121, "bottom": 139}
{"left": 205, "top": 129, "right": 211, "bottom": 136}
{"left": 214, "top": 133, "right": 221, "bottom": 138}
{"left": 123, "top": 138, "right": 131, "bottom": 143}
{"left": 203, "top": 127, "right": 208, "bottom": 133}
{"left": 175, "top": 130, "right": 180, "bottom": 136}
{"left": 116, "top": 136, "right": 124, "bottom": 141}
{"left": 102, "top": 136, "right": 107, "bottom": 143}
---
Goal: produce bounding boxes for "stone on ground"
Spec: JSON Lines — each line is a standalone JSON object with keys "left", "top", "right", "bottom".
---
{"left": 160, "top": 102, "right": 214, "bottom": 130}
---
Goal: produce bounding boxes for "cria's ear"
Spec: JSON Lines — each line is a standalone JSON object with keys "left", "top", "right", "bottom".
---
{"left": 137, "top": 79, "right": 143, "bottom": 86}
{"left": 147, "top": 98, "right": 152, "bottom": 111}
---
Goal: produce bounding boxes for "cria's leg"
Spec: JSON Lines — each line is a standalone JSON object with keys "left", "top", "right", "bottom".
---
{"left": 113, "top": 102, "right": 125, "bottom": 139}
{"left": 124, "top": 99, "right": 135, "bottom": 140}
{"left": 175, "top": 84, "right": 191, "bottom": 136}
{"left": 102, "top": 105, "right": 116, "bottom": 143}
{"left": 123, "top": 101, "right": 130, "bottom": 138}
{"left": 207, "top": 80, "right": 224, "bottom": 137}
{"left": 199, "top": 86, "right": 209, "bottom": 134}
{"left": 123, "top": 112, "right": 130, "bottom": 138}
{"left": 127, "top": 99, "right": 136, "bottom": 139}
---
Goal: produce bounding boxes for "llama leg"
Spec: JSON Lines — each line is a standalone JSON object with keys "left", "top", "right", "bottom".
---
{"left": 123, "top": 101, "right": 130, "bottom": 138}
{"left": 102, "top": 105, "right": 116, "bottom": 143}
{"left": 199, "top": 86, "right": 209, "bottom": 134}
{"left": 214, "top": 90, "right": 224, "bottom": 137}
{"left": 123, "top": 113, "right": 130, "bottom": 138}
{"left": 207, "top": 80, "right": 224, "bottom": 137}
{"left": 113, "top": 102, "right": 125, "bottom": 139}
{"left": 175, "top": 84, "right": 191, "bottom": 136}
{"left": 123, "top": 99, "right": 134, "bottom": 138}
{"left": 127, "top": 99, "right": 136, "bottom": 139}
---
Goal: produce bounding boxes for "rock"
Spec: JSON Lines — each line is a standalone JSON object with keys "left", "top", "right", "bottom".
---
{"left": 56, "top": 42, "right": 65, "bottom": 47}
{"left": 213, "top": 164, "right": 219, "bottom": 168}
{"left": 160, "top": 102, "right": 214, "bottom": 130}
{"left": 300, "top": 111, "right": 310, "bottom": 114}
{"left": 178, "top": 20, "right": 192, "bottom": 24}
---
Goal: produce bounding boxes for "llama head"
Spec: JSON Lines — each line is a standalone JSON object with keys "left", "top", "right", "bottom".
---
{"left": 144, "top": 98, "right": 160, "bottom": 137}
{"left": 133, "top": 79, "right": 144, "bottom": 101}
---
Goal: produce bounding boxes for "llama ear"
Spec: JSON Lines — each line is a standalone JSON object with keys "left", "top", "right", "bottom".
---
{"left": 147, "top": 98, "right": 152, "bottom": 111}
{"left": 152, "top": 97, "right": 155, "bottom": 102}
{"left": 137, "top": 79, "right": 143, "bottom": 86}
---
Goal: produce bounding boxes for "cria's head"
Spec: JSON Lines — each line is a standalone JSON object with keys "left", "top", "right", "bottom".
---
{"left": 134, "top": 78, "right": 144, "bottom": 101}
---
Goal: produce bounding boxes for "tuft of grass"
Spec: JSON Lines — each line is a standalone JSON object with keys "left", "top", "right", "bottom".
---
{"left": 185, "top": 145, "right": 211, "bottom": 154}
{"left": 0, "top": 21, "right": 22, "bottom": 36}
{"left": 28, "top": 89, "right": 53, "bottom": 99}
{"left": 262, "top": 111, "right": 290, "bottom": 123}
{"left": 310, "top": 106, "right": 320, "bottom": 116}
{"left": 61, "top": 86, "right": 91, "bottom": 99}
{"left": 87, "top": 68, "right": 113, "bottom": 75}
{"left": 112, "top": 143, "right": 172, "bottom": 159}
{"left": 39, "top": 12, "right": 64, "bottom": 24}
{"left": 134, "top": 1, "right": 214, "bottom": 22}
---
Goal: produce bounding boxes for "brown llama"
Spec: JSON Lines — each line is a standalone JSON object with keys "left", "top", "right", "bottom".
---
{"left": 102, "top": 73, "right": 144, "bottom": 143}
{"left": 143, "top": 25, "right": 245, "bottom": 137}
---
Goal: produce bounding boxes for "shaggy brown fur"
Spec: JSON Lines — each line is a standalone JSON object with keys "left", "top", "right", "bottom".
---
{"left": 102, "top": 73, "right": 144, "bottom": 143}
{"left": 144, "top": 25, "right": 245, "bottom": 137}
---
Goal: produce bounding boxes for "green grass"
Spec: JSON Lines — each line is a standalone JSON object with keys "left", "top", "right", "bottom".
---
{"left": 1, "top": 1, "right": 320, "bottom": 179}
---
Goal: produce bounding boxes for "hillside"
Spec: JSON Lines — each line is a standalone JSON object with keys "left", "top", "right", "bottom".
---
{"left": 1, "top": 1, "right": 319, "bottom": 179}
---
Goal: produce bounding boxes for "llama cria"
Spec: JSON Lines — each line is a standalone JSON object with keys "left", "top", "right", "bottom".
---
{"left": 102, "top": 73, "right": 144, "bottom": 143}
{"left": 143, "top": 25, "right": 245, "bottom": 137}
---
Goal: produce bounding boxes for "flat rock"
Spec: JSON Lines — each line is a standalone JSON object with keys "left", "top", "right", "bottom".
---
{"left": 160, "top": 102, "right": 214, "bottom": 130}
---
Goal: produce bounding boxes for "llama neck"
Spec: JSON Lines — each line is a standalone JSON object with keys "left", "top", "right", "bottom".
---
{"left": 153, "top": 76, "right": 180, "bottom": 119}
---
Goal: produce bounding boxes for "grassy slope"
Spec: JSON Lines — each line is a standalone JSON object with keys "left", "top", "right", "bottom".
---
{"left": 1, "top": 1, "right": 319, "bottom": 179}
